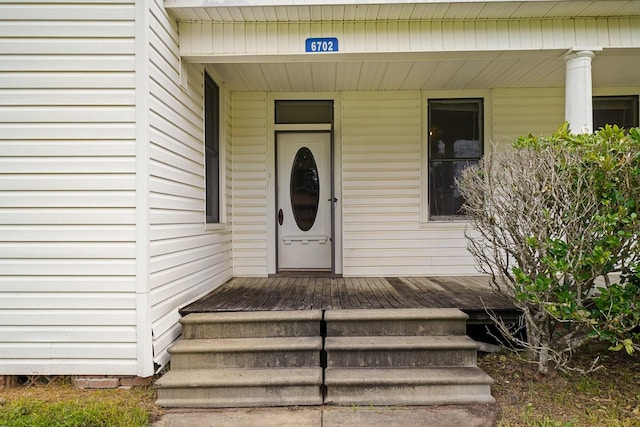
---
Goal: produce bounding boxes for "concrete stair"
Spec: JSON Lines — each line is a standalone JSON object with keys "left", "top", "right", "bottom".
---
{"left": 179, "top": 311, "right": 322, "bottom": 339}
{"left": 155, "top": 310, "right": 324, "bottom": 408}
{"left": 154, "top": 368, "right": 323, "bottom": 408}
{"left": 168, "top": 337, "right": 322, "bottom": 368}
{"left": 324, "top": 308, "right": 495, "bottom": 405}
{"left": 155, "top": 307, "right": 494, "bottom": 408}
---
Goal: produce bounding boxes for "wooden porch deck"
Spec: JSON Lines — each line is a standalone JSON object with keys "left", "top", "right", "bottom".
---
{"left": 181, "top": 276, "right": 520, "bottom": 323}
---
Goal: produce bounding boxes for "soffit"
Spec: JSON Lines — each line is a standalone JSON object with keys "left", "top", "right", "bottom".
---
{"left": 166, "top": 1, "right": 640, "bottom": 22}
{"left": 204, "top": 48, "right": 640, "bottom": 91}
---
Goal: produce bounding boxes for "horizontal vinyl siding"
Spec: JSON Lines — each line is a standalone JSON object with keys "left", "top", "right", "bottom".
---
{"left": 231, "top": 92, "right": 269, "bottom": 276}
{"left": 147, "top": 0, "right": 232, "bottom": 370}
{"left": 492, "top": 86, "right": 640, "bottom": 146}
{"left": 493, "top": 88, "right": 565, "bottom": 146}
{"left": 341, "top": 91, "right": 476, "bottom": 276}
{"left": 0, "top": 1, "right": 138, "bottom": 375}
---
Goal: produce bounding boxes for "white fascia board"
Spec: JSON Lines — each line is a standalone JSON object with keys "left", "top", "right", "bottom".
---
{"left": 166, "top": 0, "right": 534, "bottom": 7}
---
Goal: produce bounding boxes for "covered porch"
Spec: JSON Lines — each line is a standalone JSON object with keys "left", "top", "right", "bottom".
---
{"left": 166, "top": 1, "right": 640, "bottom": 279}
{"left": 180, "top": 275, "right": 519, "bottom": 323}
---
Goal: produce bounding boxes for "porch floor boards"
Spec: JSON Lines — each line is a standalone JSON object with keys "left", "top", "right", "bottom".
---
{"left": 181, "top": 276, "right": 519, "bottom": 323}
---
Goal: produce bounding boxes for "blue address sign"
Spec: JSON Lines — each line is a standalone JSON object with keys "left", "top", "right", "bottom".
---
{"left": 305, "top": 37, "right": 338, "bottom": 53}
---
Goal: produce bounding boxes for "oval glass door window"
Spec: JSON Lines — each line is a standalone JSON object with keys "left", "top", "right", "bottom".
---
{"left": 290, "top": 147, "right": 320, "bottom": 231}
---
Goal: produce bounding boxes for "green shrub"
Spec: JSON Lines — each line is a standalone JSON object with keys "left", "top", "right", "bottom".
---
{"left": 458, "top": 124, "right": 640, "bottom": 372}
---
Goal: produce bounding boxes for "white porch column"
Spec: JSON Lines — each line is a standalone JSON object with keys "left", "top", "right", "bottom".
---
{"left": 564, "top": 49, "right": 596, "bottom": 134}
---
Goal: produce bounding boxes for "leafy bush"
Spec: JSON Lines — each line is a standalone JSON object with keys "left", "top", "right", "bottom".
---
{"left": 458, "top": 124, "right": 640, "bottom": 373}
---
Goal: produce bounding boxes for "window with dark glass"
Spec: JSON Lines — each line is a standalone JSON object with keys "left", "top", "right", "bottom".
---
{"left": 290, "top": 147, "right": 320, "bottom": 231}
{"left": 593, "top": 96, "right": 639, "bottom": 131}
{"left": 428, "top": 99, "right": 483, "bottom": 219}
{"left": 275, "top": 100, "right": 333, "bottom": 124}
{"left": 204, "top": 73, "right": 220, "bottom": 223}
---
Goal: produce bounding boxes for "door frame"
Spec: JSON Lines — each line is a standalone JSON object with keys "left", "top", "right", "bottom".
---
{"left": 266, "top": 93, "right": 342, "bottom": 276}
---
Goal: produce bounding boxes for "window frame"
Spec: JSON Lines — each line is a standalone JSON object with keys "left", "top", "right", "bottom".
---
{"left": 424, "top": 97, "right": 485, "bottom": 222}
{"left": 204, "top": 72, "right": 221, "bottom": 224}
{"left": 593, "top": 95, "right": 639, "bottom": 131}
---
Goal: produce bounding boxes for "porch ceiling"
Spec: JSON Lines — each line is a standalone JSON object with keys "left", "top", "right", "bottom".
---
{"left": 167, "top": 1, "right": 640, "bottom": 22}
{"left": 204, "top": 47, "right": 640, "bottom": 92}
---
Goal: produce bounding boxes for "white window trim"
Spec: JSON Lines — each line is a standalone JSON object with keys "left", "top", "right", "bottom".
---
{"left": 420, "top": 89, "right": 493, "bottom": 226}
{"left": 203, "top": 66, "right": 228, "bottom": 229}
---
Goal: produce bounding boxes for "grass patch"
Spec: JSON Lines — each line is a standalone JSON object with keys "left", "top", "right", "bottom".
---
{"left": 480, "top": 350, "right": 640, "bottom": 426}
{"left": 0, "top": 385, "right": 159, "bottom": 427}
{"left": 2, "top": 351, "right": 639, "bottom": 426}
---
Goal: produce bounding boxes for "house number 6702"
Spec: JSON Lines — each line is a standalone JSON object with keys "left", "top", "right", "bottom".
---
{"left": 310, "top": 40, "right": 334, "bottom": 52}
{"left": 305, "top": 38, "right": 339, "bottom": 53}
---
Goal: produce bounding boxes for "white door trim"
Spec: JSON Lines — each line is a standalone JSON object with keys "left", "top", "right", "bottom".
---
{"left": 266, "top": 93, "right": 342, "bottom": 275}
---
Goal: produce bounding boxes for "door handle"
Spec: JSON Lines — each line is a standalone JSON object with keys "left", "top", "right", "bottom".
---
{"left": 278, "top": 209, "right": 283, "bottom": 226}
{"left": 328, "top": 197, "right": 338, "bottom": 202}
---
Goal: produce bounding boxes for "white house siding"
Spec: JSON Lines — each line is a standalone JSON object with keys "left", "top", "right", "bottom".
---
{"left": 0, "top": 1, "right": 138, "bottom": 374}
{"left": 147, "top": 0, "right": 233, "bottom": 369}
{"left": 224, "top": 88, "right": 583, "bottom": 278}
{"left": 492, "top": 88, "right": 565, "bottom": 147}
{"left": 341, "top": 91, "right": 477, "bottom": 277}
{"left": 230, "top": 92, "right": 269, "bottom": 276}
{"left": 492, "top": 86, "right": 640, "bottom": 148}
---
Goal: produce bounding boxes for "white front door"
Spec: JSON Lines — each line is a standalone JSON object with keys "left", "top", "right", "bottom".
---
{"left": 277, "top": 132, "right": 332, "bottom": 271}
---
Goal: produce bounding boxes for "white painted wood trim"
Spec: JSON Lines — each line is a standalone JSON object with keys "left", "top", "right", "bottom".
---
{"left": 178, "top": 18, "right": 639, "bottom": 59}
{"left": 266, "top": 94, "right": 276, "bottom": 274}
{"left": 333, "top": 94, "right": 343, "bottom": 275}
{"left": 135, "top": 0, "right": 153, "bottom": 378}
{"left": 267, "top": 92, "right": 342, "bottom": 274}
{"left": 202, "top": 66, "right": 229, "bottom": 227}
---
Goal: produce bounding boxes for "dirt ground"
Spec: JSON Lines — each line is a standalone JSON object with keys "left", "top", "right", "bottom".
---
{"left": 479, "top": 350, "right": 640, "bottom": 426}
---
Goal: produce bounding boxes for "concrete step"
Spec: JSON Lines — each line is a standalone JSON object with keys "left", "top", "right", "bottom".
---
{"left": 157, "top": 307, "right": 494, "bottom": 408}
{"left": 325, "top": 308, "right": 468, "bottom": 337}
{"left": 169, "top": 337, "right": 323, "bottom": 369}
{"left": 155, "top": 367, "right": 323, "bottom": 408}
{"left": 325, "top": 335, "right": 479, "bottom": 368}
{"left": 324, "top": 367, "right": 495, "bottom": 406}
{"left": 180, "top": 310, "right": 323, "bottom": 339}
